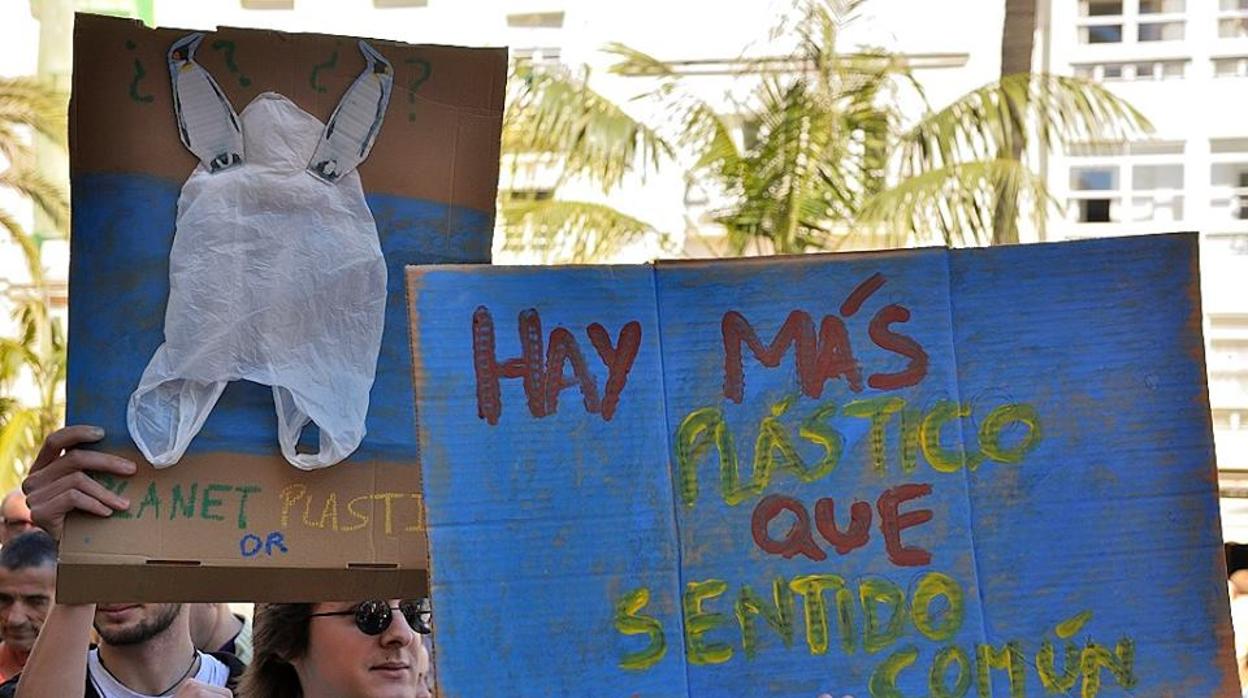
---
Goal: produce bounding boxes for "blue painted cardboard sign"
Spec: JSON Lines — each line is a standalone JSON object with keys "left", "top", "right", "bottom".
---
{"left": 60, "top": 14, "right": 504, "bottom": 602}
{"left": 406, "top": 234, "right": 1238, "bottom": 696}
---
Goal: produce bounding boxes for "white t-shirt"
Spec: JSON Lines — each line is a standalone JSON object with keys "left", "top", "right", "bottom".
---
{"left": 86, "top": 649, "right": 229, "bottom": 698}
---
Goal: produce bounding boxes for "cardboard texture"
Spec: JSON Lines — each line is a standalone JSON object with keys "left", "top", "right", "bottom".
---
{"left": 406, "top": 234, "right": 1238, "bottom": 697}
{"left": 63, "top": 13, "right": 504, "bottom": 602}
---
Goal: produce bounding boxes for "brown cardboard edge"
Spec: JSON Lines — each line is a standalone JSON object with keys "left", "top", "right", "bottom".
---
{"left": 58, "top": 562, "right": 427, "bottom": 603}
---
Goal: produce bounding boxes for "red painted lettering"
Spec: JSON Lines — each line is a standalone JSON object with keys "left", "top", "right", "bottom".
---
{"left": 867, "top": 304, "right": 928, "bottom": 391}
{"left": 722, "top": 310, "right": 862, "bottom": 404}
{"left": 751, "top": 494, "right": 826, "bottom": 561}
{"left": 813, "top": 497, "right": 872, "bottom": 555}
{"left": 587, "top": 321, "right": 642, "bottom": 421}
{"left": 544, "top": 327, "right": 601, "bottom": 415}
{"left": 877, "top": 483, "right": 934, "bottom": 567}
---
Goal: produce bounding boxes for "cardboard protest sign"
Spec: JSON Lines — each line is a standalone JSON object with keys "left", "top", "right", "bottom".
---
{"left": 407, "top": 234, "right": 1238, "bottom": 696}
{"left": 62, "top": 13, "right": 504, "bottom": 602}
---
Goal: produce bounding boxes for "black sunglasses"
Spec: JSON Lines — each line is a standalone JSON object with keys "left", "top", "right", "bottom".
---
{"left": 308, "top": 599, "right": 432, "bottom": 636}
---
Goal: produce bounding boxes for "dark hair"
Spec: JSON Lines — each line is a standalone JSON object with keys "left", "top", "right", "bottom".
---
{"left": 0, "top": 530, "right": 57, "bottom": 570}
{"left": 237, "top": 603, "right": 312, "bottom": 698}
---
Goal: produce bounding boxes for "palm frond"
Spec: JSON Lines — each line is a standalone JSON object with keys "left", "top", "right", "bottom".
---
{"left": 602, "top": 42, "right": 743, "bottom": 182}
{"left": 504, "top": 63, "right": 673, "bottom": 192}
{"left": 0, "top": 207, "right": 42, "bottom": 284}
{"left": 0, "top": 77, "right": 68, "bottom": 148}
{"left": 900, "top": 73, "right": 1152, "bottom": 175}
{"left": 499, "top": 198, "right": 662, "bottom": 263}
{"left": 0, "top": 165, "right": 69, "bottom": 233}
{"left": 858, "top": 159, "right": 1055, "bottom": 247}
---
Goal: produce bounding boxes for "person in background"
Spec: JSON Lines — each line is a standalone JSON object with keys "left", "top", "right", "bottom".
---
{"left": 4, "top": 425, "right": 242, "bottom": 697}
{"left": 191, "top": 603, "right": 252, "bottom": 665}
{"left": 0, "top": 492, "right": 36, "bottom": 546}
{"left": 239, "top": 599, "right": 433, "bottom": 698}
{"left": 0, "top": 532, "right": 57, "bottom": 681}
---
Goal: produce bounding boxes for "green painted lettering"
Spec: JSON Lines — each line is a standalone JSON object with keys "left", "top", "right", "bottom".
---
{"left": 911, "top": 572, "right": 964, "bottom": 641}
{"left": 930, "top": 645, "right": 972, "bottom": 698}
{"left": 170, "top": 483, "right": 198, "bottom": 520}
{"left": 844, "top": 397, "right": 905, "bottom": 475}
{"left": 613, "top": 587, "right": 666, "bottom": 671}
{"left": 860, "top": 576, "right": 906, "bottom": 654}
{"left": 135, "top": 482, "right": 160, "bottom": 520}
{"left": 975, "top": 641, "right": 1025, "bottom": 698}
{"left": 234, "top": 485, "right": 260, "bottom": 530}
{"left": 979, "top": 404, "right": 1041, "bottom": 464}
{"left": 922, "top": 401, "right": 981, "bottom": 473}
{"left": 734, "top": 578, "right": 794, "bottom": 660}
{"left": 869, "top": 644, "right": 918, "bottom": 698}
{"left": 789, "top": 574, "right": 855, "bottom": 655}
{"left": 1079, "top": 638, "right": 1136, "bottom": 698}
{"left": 200, "top": 484, "right": 231, "bottom": 522}
{"left": 796, "top": 402, "right": 842, "bottom": 481}
{"left": 1036, "top": 640, "right": 1079, "bottom": 693}
{"left": 682, "top": 579, "right": 733, "bottom": 665}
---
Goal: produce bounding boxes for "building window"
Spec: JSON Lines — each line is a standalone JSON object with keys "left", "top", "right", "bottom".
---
{"left": 512, "top": 48, "right": 562, "bottom": 66}
{"left": 1212, "top": 163, "right": 1248, "bottom": 221}
{"left": 1140, "top": 0, "right": 1185, "bottom": 11}
{"left": 1069, "top": 166, "right": 1119, "bottom": 223}
{"left": 1082, "top": 0, "right": 1123, "bottom": 15}
{"left": 1139, "top": 20, "right": 1185, "bottom": 41}
{"left": 1221, "top": 18, "right": 1248, "bottom": 38}
{"left": 1066, "top": 153, "right": 1188, "bottom": 226}
{"left": 1074, "top": 60, "right": 1186, "bottom": 80}
{"left": 1130, "top": 164, "right": 1184, "bottom": 222}
{"left": 1081, "top": 24, "right": 1124, "bottom": 43}
{"left": 1215, "top": 57, "right": 1248, "bottom": 77}
{"left": 506, "top": 12, "right": 565, "bottom": 28}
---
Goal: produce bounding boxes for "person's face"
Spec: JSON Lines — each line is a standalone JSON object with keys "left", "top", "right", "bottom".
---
{"left": 1, "top": 497, "right": 35, "bottom": 544}
{"left": 294, "top": 600, "right": 431, "bottom": 698}
{"left": 94, "top": 603, "right": 183, "bottom": 646}
{"left": 0, "top": 564, "right": 55, "bottom": 653}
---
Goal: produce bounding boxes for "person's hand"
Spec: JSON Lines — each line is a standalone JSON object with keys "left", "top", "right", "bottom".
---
{"left": 22, "top": 426, "right": 135, "bottom": 541}
{"left": 172, "top": 679, "right": 231, "bottom": 697}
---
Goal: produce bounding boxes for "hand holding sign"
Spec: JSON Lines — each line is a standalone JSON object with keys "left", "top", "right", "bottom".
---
{"left": 23, "top": 425, "right": 135, "bottom": 541}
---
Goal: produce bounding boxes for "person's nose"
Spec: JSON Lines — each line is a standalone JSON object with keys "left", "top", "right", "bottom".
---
{"left": 3, "top": 602, "right": 29, "bottom": 628}
{"left": 379, "top": 608, "right": 417, "bottom": 648}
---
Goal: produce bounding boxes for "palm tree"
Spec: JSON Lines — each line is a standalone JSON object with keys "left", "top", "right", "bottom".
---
{"left": 502, "top": 0, "right": 1151, "bottom": 258}
{"left": 0, "top": 76, "right": 68, "bottom": 492}
{"left": 499, "top": 62, "right": 671, "bottom": 262}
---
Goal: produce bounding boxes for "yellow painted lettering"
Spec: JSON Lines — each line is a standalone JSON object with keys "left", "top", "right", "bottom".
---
{"left": 868, "top": 644, "right": 918, "bottom": 698}
{"left": 930, "top": 645, "right": 972, "bottom": 698}
{"left": 789, "top": 574, "right": 854, "bottom": 655}
{"left": 316, "top": 492, "right": 339, "bottom": 531}
{"left": 860, "top": 576, "right": 906, "bottom": 654}
{"left": 279, "top": 485, "right": 307, "bottom": 528}
{"left": 613, "top": 587, "right": 666, "bottom": 671}
{"left": 911, "top": 572, "right": 964, "bottom": 641}
{"left": 843, "top": 397, "right": 905, "bottom": 475}
{"left": 734, "top": 578, "right": 794, "bottom": 660}
{"left": 342, "top": 495, "right": 370, "bottom": 532}
{"left": 682, "top": 579, "right": 733, "bottom": 665}
{"left": 374, "top": 492, "right": 403, "bottom": 535}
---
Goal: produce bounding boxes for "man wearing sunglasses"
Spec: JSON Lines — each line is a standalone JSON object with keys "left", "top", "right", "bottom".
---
{"left": 2, "top": 426, "right": 244, "bottom": 698}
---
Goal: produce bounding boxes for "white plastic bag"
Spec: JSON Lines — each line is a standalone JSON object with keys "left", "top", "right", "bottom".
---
{"left": 128, "top": 35, "right": 392, "bottom": 470}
